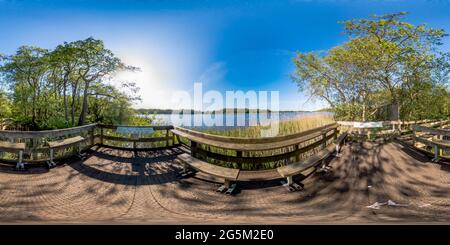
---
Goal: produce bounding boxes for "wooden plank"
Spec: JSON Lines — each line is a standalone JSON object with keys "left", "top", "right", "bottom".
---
{"left": 99, "top": 143, "right": 180, "bottom": 152}
{"left": 193, "top": 132, "right": 336, "bottom": 164}
{"left": 172, "top": 126, "right": 336, "bottom": 151}
{"left": 173, "top": 123, "right": 337, "bottom": 144}
{"left": 48, "top": 136, "right": 85, "bottom": 149}
{"left": 178, "top": 153, "right": 240, "bottom": 180}
{"left": 98, "top": 124, "right": 173, "bottom": 130}
{"left": 277, "top": 143, "right": 336, "bottom": 178}
{"left": 412, "top": 125, "right": 450, "bottom": 137}
{"left": 414, "top": 136, "right": 450, "bottom": 150}
{"left": 0, "top": 141, "right": 25, "bottom": 151}
{"left": 0, "top": 123, "right": 97, "bottom": 139}
{"left": 102, "top": 135, "right": 170, "bottom": 143}
{"left": 237, "top": 169, "right": 282, "bottom": 181}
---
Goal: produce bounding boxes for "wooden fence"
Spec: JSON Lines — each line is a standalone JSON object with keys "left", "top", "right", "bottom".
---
{"left": 171, "top": 123, "right": 340, "bottom": 170}
{"left": 0, "top": 124, "right": 177, "bottom": 163}
{"left": 412, "top": 123, "right": 450, "bottom": 161}
{"left": 337, "top": 119, "right": 449, "bottom": 138}
{"left": 97, "top": 124, "right": 177, "bottom": 151}
{"left": 1, "top": 119, "right": 448, "bottom": 166}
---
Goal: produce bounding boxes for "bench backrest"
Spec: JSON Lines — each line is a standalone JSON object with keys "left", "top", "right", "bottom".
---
{"left": 173, "top": 123, "right": 338, "bottom": 151}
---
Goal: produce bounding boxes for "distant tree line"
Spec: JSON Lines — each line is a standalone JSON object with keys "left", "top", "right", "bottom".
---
{"left": 135, "top": 108, "right": 274, "bottom": 115}
{"left": 0, "top": 37, "right": 142, "bottom": 130}
{"left": 293, "top": 12, "right": 450, "bottom": 121}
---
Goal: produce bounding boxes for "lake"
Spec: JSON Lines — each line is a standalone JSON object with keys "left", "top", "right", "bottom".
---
{"left": 143, "top": 111, "right": 333, "bottom": 129}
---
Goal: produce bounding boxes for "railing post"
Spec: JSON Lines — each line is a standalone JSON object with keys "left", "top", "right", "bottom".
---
{"left": 165, "top": 129, "right": 169, "bottom": 147}
{"left": 172, "top": 130, "right": 175, "bottom": 146}
{"left": 132, "top": 133, "right": 138, "bottom": 156}
{"left": 294, "top": 144, "right": 300, "bottom": 162}
{"left": 236, "top": 151, "right": 242, "bottom": 157}
{"left": 100, "top": 127, "right": 104, "bottom": 145}
{"left": 236, "top": 150, "right": 243, "bottom": 169}
{"left": 432, "top": 144, "right": 440, "bottom": 162}
{"left": 322, "top": 131, "right": 327, "bottom": 149}
{"left": 191, "top": 141, "right": 197, "bottom": 158}
{"left": 90, "top": 127, "right": 95, "bottom": 147}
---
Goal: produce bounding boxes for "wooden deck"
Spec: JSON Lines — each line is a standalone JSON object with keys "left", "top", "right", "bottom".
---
{"left": 1, "top": 141, "right": 450, "bottom": 224}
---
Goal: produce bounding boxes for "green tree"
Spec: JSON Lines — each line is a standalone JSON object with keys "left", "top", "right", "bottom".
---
{"left": 293, "top": 12, "right": 450, "bottom": 121}
{"left": 0, "top": 38, "right": 140, "bottom": 129}
{"left": 68, "top": 38, "right": 137, "bottom": 126}
{"left": 1, "top": 46, "right": 49, "bottom": 127}
{"left": 0, "top": 90, "right": 11, "bottom": 119}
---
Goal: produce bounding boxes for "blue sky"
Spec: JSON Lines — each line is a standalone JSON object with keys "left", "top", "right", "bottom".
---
{"left": 1, "top": 0, "right": 450, "bottom": 110}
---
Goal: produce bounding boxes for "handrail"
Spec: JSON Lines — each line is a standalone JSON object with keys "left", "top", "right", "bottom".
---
{"left": 337, "top": 119, "right": 443, "bottom": 128}
{"left": 173, "top": 125, "right": 337, "bottom": 152}
{"left": 174, "top": 123, "right": 338, "bottom": 144}
{"left": 412, "top": 124, "right": 450, "bottom": 137}
{"left": 173, "top": 124, "right": 341, "bottom": 170}
{"left": 411, "top": 121, "right": 450, "bottom": 162}
{"left": 0, "top": 123, "right": 97, "bottom": 139}
{"left": 0, "top": 123, "right": 176, "bottom": 163}
{"left": 98, "top": 124, "right": 173, "bottom": 130}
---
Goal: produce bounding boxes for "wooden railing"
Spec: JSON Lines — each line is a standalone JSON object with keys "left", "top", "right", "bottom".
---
{"left": 0, "top": 124, "right": 178, "bottom": 164}
{"left": 97, "top": 124, "right": 178, "bottom": 151}
{"left": 337, "top": 119, "right": 449, "bottom": 138}
{"left": 171, "top": 123, "right": 340, "bottom": 170}
{"left": 412, "top": 122, "right": 450, "bottom": 162}
{"left": 0, "top": 124, "right": 97, "bottom": 163}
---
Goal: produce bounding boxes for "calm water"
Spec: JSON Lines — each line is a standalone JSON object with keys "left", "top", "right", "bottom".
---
{"left": 144, "top": 111, "right": 333, "bottom": 129}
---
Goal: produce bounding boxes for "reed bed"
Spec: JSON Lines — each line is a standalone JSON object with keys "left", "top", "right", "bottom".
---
{"left": 195, "top": 114, "right": 335, "bottom": 138}
{"left": 180, "top": 115, "right": 337, "bottom": 170}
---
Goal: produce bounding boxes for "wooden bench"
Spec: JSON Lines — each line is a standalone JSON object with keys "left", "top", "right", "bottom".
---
{"left": 47, "top": 136, "right": 85, "bottom": 167}
{"left": 0, "top": 141, "right": 26, "bottom": 170}
{"left": 413, "top": 135, "right": 450, "bottom": 162}
{"left": 276, "top": 132, "right": 348, "bottom": 191}
{"left": 177, "top": 153, "right": 240, "bottom": 194}
{"left": 171, "top": 124, "right": 338, "bottom": 152}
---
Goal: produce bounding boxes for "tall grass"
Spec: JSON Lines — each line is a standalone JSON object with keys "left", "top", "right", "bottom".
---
{"left": 196, "top": 114, "right": 335, "bottom": 138}
{"left": 186, "top": 114, "right": 336, "bottom": 170}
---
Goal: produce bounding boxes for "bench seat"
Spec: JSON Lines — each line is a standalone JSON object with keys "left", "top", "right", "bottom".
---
{"left": 276, "top": 132, "right": 347, "bottom": 187}
{"left": 0, "top": 141, "right": 25, "bottom": 152}
{"left": 177, "top": 153, "right": 240, "bottom": 181}
{"left": 48, "top": 136, "right": 85, "bottom": 149}
{"left": 47, "top": 136, "right": 86, "bottom": 168}
{"left": 413, "top": 136, "right": 450, "bottom": 149}
{"left": 277, "top": 143, "right": 335, "bottom": 178}
{"left": 0, "top": 141, "right": 26, "bottom": 170}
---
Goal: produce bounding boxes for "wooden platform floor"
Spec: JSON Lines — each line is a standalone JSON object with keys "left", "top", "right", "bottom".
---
{"left": 1, "top": 141, "right": 450, "bottom": 224}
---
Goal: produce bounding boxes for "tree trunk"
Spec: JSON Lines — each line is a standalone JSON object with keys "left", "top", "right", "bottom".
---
{"left": 63, "top": 80, "right": 69, "bottom": 124}
{"left": 362, "top": 103, "right": 366, "bottom": 122}
{"left": 78, "top": 81, "right": 90, "bottom": 126}
{"left": 71, "top": 81, "right": 79, "bottom": 126}
{"left": 32, "top": 85, "right": 37, "bottom": 128}
{"left": 390, "top": 101, "right": 400, "bottom": 121}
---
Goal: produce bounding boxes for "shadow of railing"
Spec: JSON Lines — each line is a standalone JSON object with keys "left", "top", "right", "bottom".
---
{"left": 68, "top": 147, "right": 185, "bottom": 186}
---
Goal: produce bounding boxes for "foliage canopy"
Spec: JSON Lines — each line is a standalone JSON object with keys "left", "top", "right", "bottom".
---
{"left": 293, "top": 12, "right": 450, "bottom": 121}
{"left": 0, "top": 37, "right": 144, "bottom": 129}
